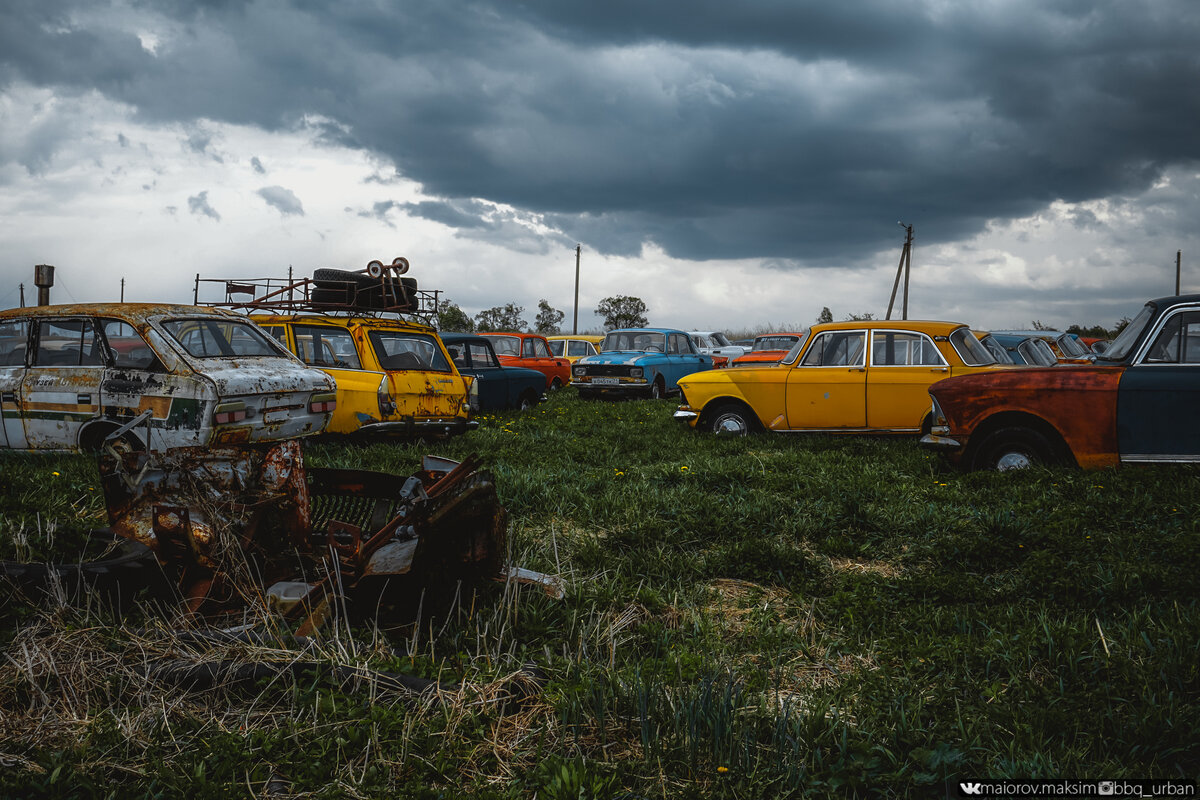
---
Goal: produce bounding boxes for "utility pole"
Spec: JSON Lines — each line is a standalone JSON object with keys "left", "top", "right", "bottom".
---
{"left": 1176, "top": 250, "right": 1182, "bottom": 295}
{"left": 18, "top": 283, "right": 25, "bottom": 308}
{"left": 572, "top": 244, "right": 581, "bottom": 335}
{"left": 120, "top": 278, "right": 125, "bottom": 302}
{"left": 886, "top": 224, "right": 914, "bottom": 320}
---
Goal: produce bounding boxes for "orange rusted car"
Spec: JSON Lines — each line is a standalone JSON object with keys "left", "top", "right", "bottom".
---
{"left": 479, "top": 333, "right": 571, "bottom": 390}
{"left": 730, "top": 331, "right": 809, "bottom": 367}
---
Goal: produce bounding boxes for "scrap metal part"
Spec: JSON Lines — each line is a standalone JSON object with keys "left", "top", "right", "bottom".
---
{"left": 97, "top": 437, "right": 513, "bottom": 618}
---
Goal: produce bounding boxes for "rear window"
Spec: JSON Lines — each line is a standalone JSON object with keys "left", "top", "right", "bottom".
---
{"left": 369, "top": 331, "right": 451, "bottom": 372}
{"left": 162, "top": 318, "right": 280, "bottom": 358}
{"left": 753, "top": 335, "right": 799, "bottom": 351}
{"left": 0, "top": 319, "right": 28, "bottom": 366}
{"left": 949, "top": 327, "right": 996, "bottom": 366}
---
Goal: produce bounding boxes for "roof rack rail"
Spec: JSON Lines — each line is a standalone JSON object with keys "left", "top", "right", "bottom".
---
{"left": 194, "top": 258, "right": 442, "bottom": 324}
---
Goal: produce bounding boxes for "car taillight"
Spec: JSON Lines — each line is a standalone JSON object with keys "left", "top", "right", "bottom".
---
{"left": 376, "top": 376, "right": 395, "bottom": 417}
{"left": 213, "top": 401, "right": 247, "bottom": 425}
{"left": 308, "top": 392, "right": 337, "bottom": 414}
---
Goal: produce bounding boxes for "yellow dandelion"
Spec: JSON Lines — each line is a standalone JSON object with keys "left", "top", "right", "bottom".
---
{"left": 717, "top": 766, "right": 729, "bottom": 774}
{"left": 51, "top": 471, "right": 60, "bottom": 477}
{"left": 680, "top": 465, "right": 689, "bottom": 471}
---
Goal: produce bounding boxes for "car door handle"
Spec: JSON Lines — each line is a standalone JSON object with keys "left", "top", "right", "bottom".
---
{"left": 929, "top": 367, "right": 948, "bottom": 373}
{"left": 77, "top": 393, "right": 91, "bottom": 404}
{"left": 850, "top": 367, "right": 866, "bottom": 373}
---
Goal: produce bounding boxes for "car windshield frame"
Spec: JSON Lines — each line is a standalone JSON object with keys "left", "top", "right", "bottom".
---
{"left": 979, "top": 335, "right": 1015, "bottom": 365}
{"left": 601, "top": 331, "right": 667, "bottom": 353}
{"left": 1056, "top": 334, "right": 1089, "bottom": 357}
{"left": 1098, "top": 303, "right": 1154, "bottom": 362}
{"left": 949, "top": 326, "right": 997, "bottom": 366}
{"left": 161, "top": 317, "right": 282, "bottom": 359}
{"left": 481, "top": 334, "right": 521, "bottom": 357}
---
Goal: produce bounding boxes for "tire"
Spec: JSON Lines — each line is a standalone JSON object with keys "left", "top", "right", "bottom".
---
{"left": 706, "top": 402, "right": 756, "bottom": 436}
{"left": 969, "top": 426, "right": 1057, "bottom": 471}
{"left": 311, "top": 269, "right": 418, "bottom": 311}
{"left": 518, "top": 391, "right": 538, "bottom": 411}
{"left": 0, "top": 529, "right": 167, "bottom": 609}
{"left": 649, "top": 378, "right": 665, "bottom": 400}
{"left": 550, "top": 377, "right": 563, "bottom": 391}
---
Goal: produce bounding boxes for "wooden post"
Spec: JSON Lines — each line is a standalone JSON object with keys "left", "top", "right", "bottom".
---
{"left": 1176, "top": 250, "right": 1181, "bottom": 296}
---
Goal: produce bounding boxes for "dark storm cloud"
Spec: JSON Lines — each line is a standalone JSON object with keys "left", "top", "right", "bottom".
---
{"left": 3, "top": 0, "right": 1199, "bottom": 262}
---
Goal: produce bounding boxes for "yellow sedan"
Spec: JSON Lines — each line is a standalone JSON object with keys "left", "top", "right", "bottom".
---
{"left": 674, "top": 320, "right": 1014, "bottom": 435}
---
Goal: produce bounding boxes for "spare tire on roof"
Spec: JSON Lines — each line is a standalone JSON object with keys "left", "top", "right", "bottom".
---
{"left": 311, "top": 269, "right": 419, "bottom": 311}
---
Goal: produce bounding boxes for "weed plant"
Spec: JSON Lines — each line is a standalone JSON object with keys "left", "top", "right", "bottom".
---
{"left": 0, "top": 389, "right": 1197, "bottom": 798}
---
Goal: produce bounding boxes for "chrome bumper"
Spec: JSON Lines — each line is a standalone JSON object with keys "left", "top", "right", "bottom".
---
{"left": 673, "top": 409, "right": 699, "bottom": 422}
{"left": 358, "top": 418, "right": 480, "bottom": 436}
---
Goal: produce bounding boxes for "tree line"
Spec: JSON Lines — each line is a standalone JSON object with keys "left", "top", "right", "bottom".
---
{"left": 437, "top": 295, "right": 649, "bottom": 334}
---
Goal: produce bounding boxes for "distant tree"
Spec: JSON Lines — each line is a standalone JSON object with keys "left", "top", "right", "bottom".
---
{"left": 534, "top": 299, "right": 565, "bottom": 335}
{"left": 475, "top": 303, "right": 526, "bottom": 332}
{"left": 817, "top": 307, "right": 833, "bottom": 324}
{"left": 1111, "top": 316, "right": 1131, "bottom": 337}
{"left": 595, "top": 295, "right": 649, "bottom": 331}
{"left": 1031, "top": 320, "right": 1053, "bottom": 331}
{"left": 845, "top": 312, "right": 875, "bottom": 321}
{"left": 1066, "top": 323, "right": 1111, "bottom": 339}
{"left": 437, "top": 299, "right": 474, "bottom": 332}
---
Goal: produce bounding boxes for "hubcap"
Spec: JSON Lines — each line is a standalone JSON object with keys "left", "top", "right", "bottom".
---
{"left": 996, "top": 451, "right": 1032, "bottom": 470}
{"left": 713, "top": 413, "right": 748, "bottom": 435}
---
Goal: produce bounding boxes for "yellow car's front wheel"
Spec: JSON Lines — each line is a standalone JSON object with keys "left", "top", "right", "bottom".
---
{"left": 706, "top": 402, "right": 758, "bottom": 435}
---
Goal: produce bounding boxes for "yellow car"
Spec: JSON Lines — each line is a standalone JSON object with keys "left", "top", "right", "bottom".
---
{"left": 674, "top": 320, "right": 1012, "bottom": 435}
{"left": 546, "top": 334, "right": 605, "bottom": 364}
{"left": 252, "top": 313, "right": 476, "bottom": 437}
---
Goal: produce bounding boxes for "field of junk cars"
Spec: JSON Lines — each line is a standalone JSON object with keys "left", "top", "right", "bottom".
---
{"left": 0, "top": 261, "right": 1196, "bottom": 798}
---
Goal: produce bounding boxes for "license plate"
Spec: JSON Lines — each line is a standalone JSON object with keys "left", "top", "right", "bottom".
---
{"left": 591, "top": 377, "right": 619, "bottom": 386}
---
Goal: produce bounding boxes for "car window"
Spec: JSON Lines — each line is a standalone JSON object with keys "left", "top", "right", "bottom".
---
{"left": 1056, "top": 334, "right": 1088, "bottom": 357}
{"left": 526, "top": 338, "right": 551, "bottom": 358}
{"left": 292, "top": 325, "right": 362, "bottom": 369}
{"left": 0, "top": 319, "right": 29, "bottom": 366}
{"left": 163, "top": 318, "right": 279, "bottom": 358}
{"left": 713, "top": 333, "right": 732, "bottom": 346}
{"left": 467, "top": 342, "right": 499, "bottom": 369}
{"left": 566, "top": 340, "right": 589, "bottom": 357}
{"left": 261, "top": 326, "right": 287, "bottom": 343}
{"left": 948, "top": 327, "right": 996, "bottom": 366}
{"left": 100, "top": 319, "right": 159, "bottom": 370}
{"left": 368, "top": 331, "right": 451, "bottom": 372}
{"left": 871, "top": 332, "right": 946, "bottom": 366}
{"left": 1143, "top": 311, "right": 1200, "bottom": 364}
{"left": 979, "top": 336, "right": 1014, "bottom": 365}
{"left": 484, "top": 335, "right": 521, "bottom": 356}
{"left": 34, "top": 318, "right": 105, "bottom": 367}
{"left": 754, "top": 336, "right": 798, "bottom": 351}
{"left": 1101, "top": 303, "right": 1154, "bottom": 362}
{"left": 800, "top": 331, "right": 865, "bottom": 367}
{"left": 548, "top": 340, "right": 565, "bottom": 357}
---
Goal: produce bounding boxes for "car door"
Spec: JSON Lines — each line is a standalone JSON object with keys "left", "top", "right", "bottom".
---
{"left": 1117, "top": 309, "right": 1200, "bottom": 461}
{"left": 667, "top": 333, "right": 705, "bottom": 387}
{"left": 784, "top": 330, "right": 867, "bottom": 429}
{"left": 96, "top": 318, "right": 177, "bottom": 441}
{"left": 21, "top": 317, "right": 107, "bottom": 449}
{"left": 0, "top": 318, "right": 30, "bottom": 448}
{"left": 866, "top": 330, "right": 948, "bottom": 430}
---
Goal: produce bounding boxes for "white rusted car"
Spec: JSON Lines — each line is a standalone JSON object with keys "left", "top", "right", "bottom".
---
{"left": 0, "top": 303, "right": 336, "bottom": 451}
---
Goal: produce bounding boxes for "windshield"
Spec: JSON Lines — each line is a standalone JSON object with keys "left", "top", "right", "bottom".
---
{"left": 979, "top": 335, "right": 1014, "bottom": 365}
{"left": 162, "top": 318, "right": 281, "bottom": 359}
{"left": 754, "top": 335, "right": 801, "bottom": 352}
{"left": 602, "top": 331, "right": 666, "bottom": 353}
{"left": 712, "top": 333, "right": 732, "bottom": 346}
{"left": 369, "top": 331, "right": 451, "bottom": 372}
{"left": 949, "top": 327, "right": 996, "bottom": 366}
{"left": 1098, "top": 304, "right": 1154, "bottom": 362}
{"left": 481, "top": 335, "right": 521, "bottom": 356}
{"left": 1056, "top": 334, "right": 1088, "bottom": 357}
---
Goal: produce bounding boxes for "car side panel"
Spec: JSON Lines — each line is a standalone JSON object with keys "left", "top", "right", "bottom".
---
{"left": 1117, "top": 365, "right": 1200, "bottom": 460}
{"left": 866, "top": 365, "right": 950, "bottom": 429}
{"left": 785, "top": 365, "right": 867, "bottom": 428}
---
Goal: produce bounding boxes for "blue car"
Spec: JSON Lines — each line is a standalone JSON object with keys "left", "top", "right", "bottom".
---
{"left": 440, "top": 333, "right": 546, "bottom": 411}
{"left": 572, "top": 328, "right": 714, "bottom": 399}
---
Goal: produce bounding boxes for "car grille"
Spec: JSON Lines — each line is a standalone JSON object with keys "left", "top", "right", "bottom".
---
{"left": 582, "top": 365, "right": 632, "bottom": 377}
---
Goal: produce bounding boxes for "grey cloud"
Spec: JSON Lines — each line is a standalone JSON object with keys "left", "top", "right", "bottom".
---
{"left": 3, "top": 0, "right": 1200, "bottom": 263}
{"left": 257, "top": 185, "right": 304, "bottom": 216}
{"left": 250, "top": 156, "right": 265, "bottom": 173}
{"left": 117, "top": 133, "right": 129, "bottom": 147}
{"left": 187, "top": 191, "right": 220, "bottom": 220}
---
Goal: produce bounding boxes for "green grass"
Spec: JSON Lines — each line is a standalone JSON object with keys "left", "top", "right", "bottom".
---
{"left": 1, "top": 389, "right": 1197, "bottom": 798}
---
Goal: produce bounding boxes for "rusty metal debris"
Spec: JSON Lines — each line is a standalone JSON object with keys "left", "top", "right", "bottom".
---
{"left": 96, "top": 434, "right": 533, "bottom": 627}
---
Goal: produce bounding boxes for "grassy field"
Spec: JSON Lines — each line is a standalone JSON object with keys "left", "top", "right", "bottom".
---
{"left": 1, "top": 390, "right": 1197, "bottom": 798}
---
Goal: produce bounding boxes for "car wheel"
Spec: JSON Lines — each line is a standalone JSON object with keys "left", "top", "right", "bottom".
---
{"left": 649, "top": 378, "right": 665, "bottom": 400}
{"left": 550, "top": 378, "right": 563, "bottom": 391}
{"left": 707, "top": 403, "right": 755, "bottom": 436}
{"left": 970, "top": 426, "right": 1057, "bottom": 471}
{"left": 518, "top": 391, "right": 538, "bottom": 411}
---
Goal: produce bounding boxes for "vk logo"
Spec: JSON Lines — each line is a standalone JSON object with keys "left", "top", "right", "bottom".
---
{"left": 960, "top": 784, "right": 983, "bottom": 796}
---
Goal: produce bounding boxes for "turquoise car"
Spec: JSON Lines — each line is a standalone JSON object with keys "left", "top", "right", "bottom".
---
{"left": 572, "top": 328, "right": 714, "bottom": 399}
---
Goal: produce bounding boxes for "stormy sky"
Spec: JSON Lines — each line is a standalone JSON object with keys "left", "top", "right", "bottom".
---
{"left": 2, "top": 0, "right": 1199, "bottom": 332}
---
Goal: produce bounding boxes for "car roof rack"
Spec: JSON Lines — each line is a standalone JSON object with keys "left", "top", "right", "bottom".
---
{"left": 194, "top": 258, "right": 442, "bottom": 325}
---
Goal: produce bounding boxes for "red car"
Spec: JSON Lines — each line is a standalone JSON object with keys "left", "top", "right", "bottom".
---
{"left": 479, "top": 333, "right": 571, "bottom": 390}
{"left": 730, "top": 331, "right": 809, "bottom": 367}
